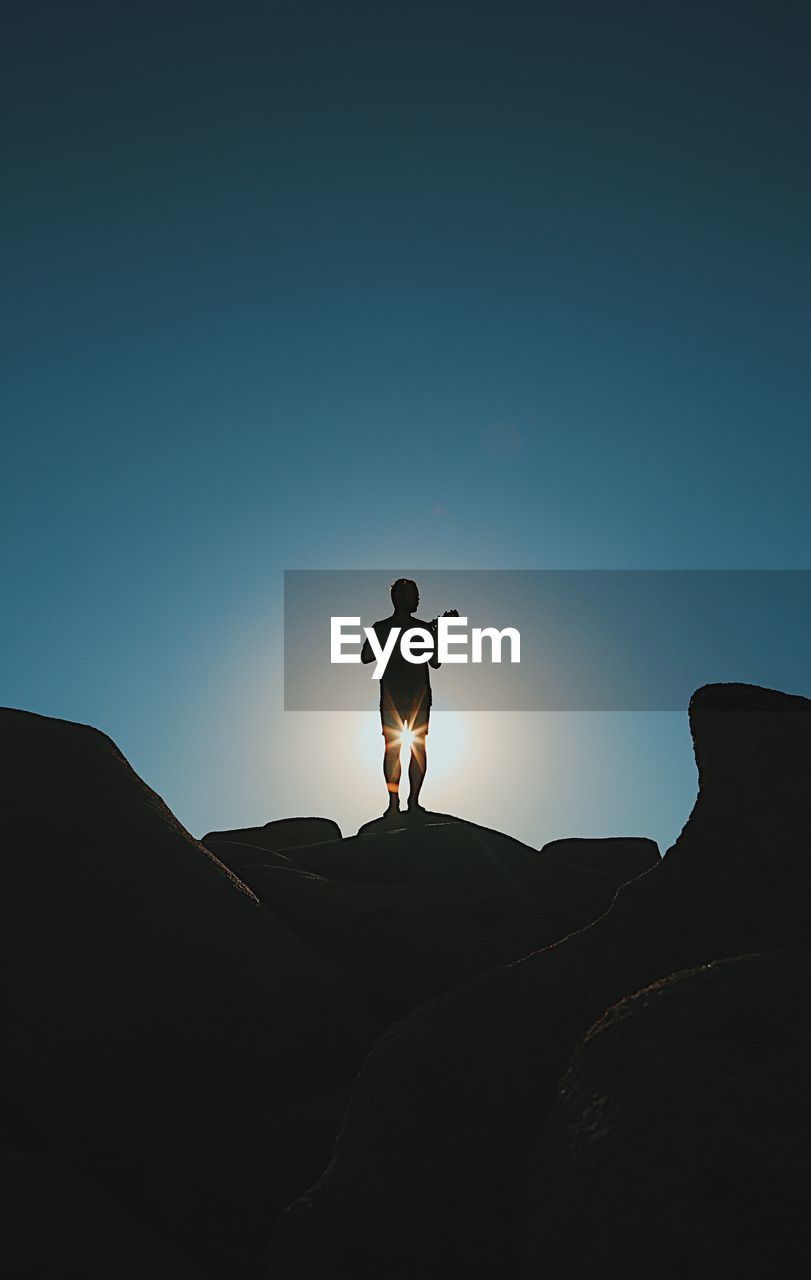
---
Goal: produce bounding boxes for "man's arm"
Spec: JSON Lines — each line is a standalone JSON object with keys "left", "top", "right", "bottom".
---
{"left": 425, "top": 617, "right": 442, "bottom": 669}
{"left": 428, "top": 621, "right": 441, "bottom": 669}
{"left": 427, "top": 609, "right": 459, "bottom": 668}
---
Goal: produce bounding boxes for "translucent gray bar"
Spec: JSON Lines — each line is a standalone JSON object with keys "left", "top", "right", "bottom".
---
{"left": 284, "top": 570, "right": 811, "bottom": 711}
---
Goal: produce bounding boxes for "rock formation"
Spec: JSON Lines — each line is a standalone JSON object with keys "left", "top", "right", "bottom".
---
{"left": 202, "top": 815, "right": 342, "bottom": 853}
{"left": 520, "top": 948, "right": 811, "bottom": 1280}
{"left": 2, "top": 684, "right": 808, "bottom": 1279}
{"left": 269, "top": 684, "right": 811, "bottom": 1279}
{"left": 0, "top": 710, "right": 370, "bottom": 1272}
{"left": 539, "top": 834, "right": 660, "bottom": 879}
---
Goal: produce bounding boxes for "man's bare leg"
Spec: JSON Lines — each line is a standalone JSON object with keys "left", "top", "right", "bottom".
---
{"left": 407, "top": 735, "right": 427, "bottom": 813}
{"left": 383, "top": 729, "right": 401, "bottom": 816}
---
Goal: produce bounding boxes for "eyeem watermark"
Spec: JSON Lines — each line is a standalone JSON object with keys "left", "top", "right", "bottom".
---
{"left": 284, "top": 570, "right": 811, "bottom": 711}
{"left": 331, "top": 616, "right": 521, "bottom": 679}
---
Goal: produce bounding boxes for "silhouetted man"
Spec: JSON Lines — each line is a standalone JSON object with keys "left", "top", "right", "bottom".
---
{"left": 361, "top": 578, "right": 448, "bottom": 819}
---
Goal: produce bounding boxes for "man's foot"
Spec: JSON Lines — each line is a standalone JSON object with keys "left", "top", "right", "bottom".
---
{"left": 383, "top": 802, "right": 401, "bottom": 822}
{"left": 407, "top": 801, "right": 427, "bottom": 819}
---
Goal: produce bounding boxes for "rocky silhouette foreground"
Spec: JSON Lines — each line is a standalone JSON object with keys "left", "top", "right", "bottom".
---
{"left": 1, "top": 684, "right": 809, "bottom": 1279}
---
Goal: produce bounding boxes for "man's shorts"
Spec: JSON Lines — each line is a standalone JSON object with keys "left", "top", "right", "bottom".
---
{"left": 380, "top": 686, "right": 431, "bottom": 737}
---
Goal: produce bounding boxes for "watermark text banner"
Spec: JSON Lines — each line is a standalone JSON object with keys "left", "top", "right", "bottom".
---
{"left": 284, "top": 570, "right": 810, "bottom": 711}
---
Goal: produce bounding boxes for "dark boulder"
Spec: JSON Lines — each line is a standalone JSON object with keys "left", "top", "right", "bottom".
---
{"left": 201, "top": 838, "right": 295, "bottom": 876}
{"left": 520, "top": 949, "right": 811, "bottom": 1280}
{"left": 201, "top": 816, "right": 341, "bottom": 855}
{"left": 141, "top": 1091, "right": 349, "bottom": 1278}
{"left": 269, "top": 684, "right": 811, "bottom": 1279}
{"left": 289, "top": 816, "right": 627, "bottom": 922}
{"left": 1, "top": 1150, "right": 202, "bottom": 1279}
{"left": 241, "top": 854, "right": 616, "bottom": 1026}
{"left": 540, "top": 835, "right": 659, "bottom": 880}
{"left": 355, "top": 807, "right": 460, "bottom": 836}
{"left": 0, "top": 709, "right": 373, "bottom": 1269}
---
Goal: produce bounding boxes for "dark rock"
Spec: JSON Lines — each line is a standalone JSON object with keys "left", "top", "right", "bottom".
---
{"left": 201, "top": 816, "right": 341, "bottom": 854}
{"left": 520, "top": 949, "right": 811, "bottom": 1280}
{"left": 540, "top": 835, "right": 659, "bottom": 880}
{"left": 241, "top": 855, "right": 617, "bottom": 1026}
{"left": 289, "top": 816, "right": 627, "bottom": 920}
{"left": 202, "top": 838, "right": 295, "bottom": 875}
{"left": 269, "top": 684, "right": 811, "bottom": 1279}
{"left": 142, "top": 1092, "right": 348, "bottom": 1278}
{"left": 0, "top": 710, "right": 370, "bottom": 1128}
{"left": 0, "top": 709, "right": 373, "bottom": 1269}
{"left": 356, "top": 808, "right": 460, "bottom": 836}
{"left": 1, "top": 1150, "right": 202, "bottom": 1279}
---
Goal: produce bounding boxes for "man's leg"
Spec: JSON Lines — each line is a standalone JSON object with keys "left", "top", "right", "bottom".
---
{"left": 407, "top": 732, "right": 427, "bottom": 812}
{"left": 383, "top": 727, "right": 401, "bottom": 813}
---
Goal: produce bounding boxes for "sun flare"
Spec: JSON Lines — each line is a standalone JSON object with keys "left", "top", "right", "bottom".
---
{"left": 398, "top": 720, "right": 417, "bottom": 769}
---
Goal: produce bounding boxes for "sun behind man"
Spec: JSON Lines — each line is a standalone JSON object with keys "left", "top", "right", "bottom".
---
{"left": 361, "top": 578, "right": 455, "bottom": 820}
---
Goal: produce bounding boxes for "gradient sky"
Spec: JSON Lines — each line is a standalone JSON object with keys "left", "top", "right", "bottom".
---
{"left": 3, "top": 1, "right": 809, "bottom": 850}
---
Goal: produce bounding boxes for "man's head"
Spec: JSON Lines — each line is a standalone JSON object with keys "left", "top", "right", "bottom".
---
{"left": 390, "top": 577, "right": 419, "bottom": 614}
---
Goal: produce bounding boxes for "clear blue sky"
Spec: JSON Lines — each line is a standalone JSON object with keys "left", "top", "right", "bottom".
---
{"left": 2, "top": 2, "right": 809, "bottom": 848}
